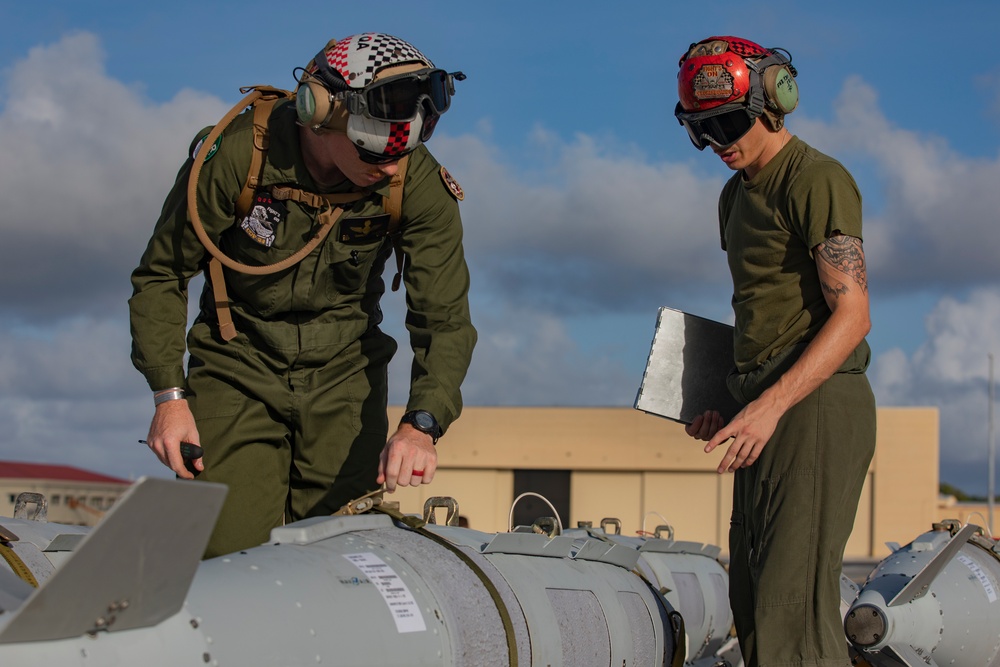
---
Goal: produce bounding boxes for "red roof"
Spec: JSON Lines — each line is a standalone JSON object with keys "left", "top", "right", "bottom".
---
{"left": 0, "top": 461, "right": 130, "bottom": 485}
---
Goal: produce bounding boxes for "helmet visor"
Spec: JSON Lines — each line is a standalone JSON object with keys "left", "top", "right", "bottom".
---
{"left": 675, "top": 102, "right": 756, "bottom": 151}
{"left": 356, "top": 69, "right": 455, "bottom": 122}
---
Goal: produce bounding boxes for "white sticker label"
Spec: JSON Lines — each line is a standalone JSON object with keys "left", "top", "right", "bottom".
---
{"left": 344, "top": 552, "right": 426, "bottom": 632}
{"left": 958, "top": 554, "right": 998, "bottom": 603}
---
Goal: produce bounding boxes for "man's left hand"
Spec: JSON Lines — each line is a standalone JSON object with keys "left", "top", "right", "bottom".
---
{"left": 378, "top": 424, "right": 437, "bottom": 492}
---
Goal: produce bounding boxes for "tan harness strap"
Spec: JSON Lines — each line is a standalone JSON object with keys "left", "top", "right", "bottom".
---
{"left": 233, "top": 88, "right": 285, "bottom": 219}
{"left": 0, "top": 543, "right": 38, "bottom": 588}
{"left": 383, "top": 155, "right": 410, "bottom": 292}
{"left": 189, "top": 86, "right": 372, "bottom": 341}
{"left": 208, "top": 258, "right": 237, "bottom": 341}
{"left": 271, "top": 187, "right": 367, "bottom": 210}
{"left": 204, "top": 204, "right": 345, "bottom": 342}
{"left": 189, "top": 86, "right": 281, "bottom": 342}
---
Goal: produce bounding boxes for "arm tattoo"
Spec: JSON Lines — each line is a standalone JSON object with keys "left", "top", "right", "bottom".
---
{"left": 818, "top": 235, "right": 868, "bottom": 297}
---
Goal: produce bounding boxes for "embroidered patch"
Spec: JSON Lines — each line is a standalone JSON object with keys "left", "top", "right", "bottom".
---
{"left": 339, "top": 214, "right": 390, "bottom": 244}
{"left": 692, "top": 64, "right": 735, "bottom": 101}
{"left": 239, "top": 191, "right": 287, "bottom": 247}
{"left": 439, "top": 166, "right": 464, "bottom": 201}
{"left": 192, "top": 135, "right": 223, "bottom": 162}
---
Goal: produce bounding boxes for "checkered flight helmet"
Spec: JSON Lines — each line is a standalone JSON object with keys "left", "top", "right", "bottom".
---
{"left": 296, "top": 33, "right": 459, "bottom": 161}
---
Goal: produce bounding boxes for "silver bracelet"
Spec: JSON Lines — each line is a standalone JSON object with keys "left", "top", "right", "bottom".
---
{"left": 153, "top": 388, "right": 186, "bottom": 406}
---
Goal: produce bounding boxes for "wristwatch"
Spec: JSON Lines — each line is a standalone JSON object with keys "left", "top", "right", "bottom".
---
{"left": 400, "top": 410, "right": 443, "bottom": 444}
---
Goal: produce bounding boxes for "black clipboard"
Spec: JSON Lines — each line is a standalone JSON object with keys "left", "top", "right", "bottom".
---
{"left": 634, "top": 307, "right": 743, "bottom": 424}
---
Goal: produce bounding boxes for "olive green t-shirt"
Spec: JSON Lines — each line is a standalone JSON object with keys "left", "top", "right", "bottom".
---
{"left": 719, "top": 136, "right": 866, "bottom": 375}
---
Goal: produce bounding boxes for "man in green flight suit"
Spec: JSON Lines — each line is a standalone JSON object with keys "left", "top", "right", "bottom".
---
{"left": 129, "top": 33, "right": 477, "bottom": 558}
{"left": 674, "top": 36, "right": 876, "bottom": 666}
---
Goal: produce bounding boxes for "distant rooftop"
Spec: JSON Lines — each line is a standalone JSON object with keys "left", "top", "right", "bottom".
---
{"left": 0, "top": 461, "right": 130, "bottom": 485}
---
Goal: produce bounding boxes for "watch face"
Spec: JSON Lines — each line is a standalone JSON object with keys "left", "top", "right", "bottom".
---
{"left": 413, "top": 411, "right": 435, "bottom": 430}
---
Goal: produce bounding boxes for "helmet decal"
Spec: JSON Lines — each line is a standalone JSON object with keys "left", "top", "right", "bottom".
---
{"left": 677, "top": 50, "right": 751, "bottom": 112}
{"left": 384, "top": 122, "right": 412, "bottom": 156}
{"left": 347, "top": 108, "right": 426, "bottom": 156}
{"left": 322, "top": 33, "right": 433, "bottom": 89}
{"left": 691, "top": 63, "right": 737, "bottom": 102}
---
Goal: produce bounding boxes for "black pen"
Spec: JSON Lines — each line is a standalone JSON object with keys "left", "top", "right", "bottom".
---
{"left": 138, "top": 440, "right": 203, "bottom": 460}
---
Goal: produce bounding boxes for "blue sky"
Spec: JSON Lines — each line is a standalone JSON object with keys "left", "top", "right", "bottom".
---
{"left": 1, "top": 2, "right": 1000, "bottom": 495}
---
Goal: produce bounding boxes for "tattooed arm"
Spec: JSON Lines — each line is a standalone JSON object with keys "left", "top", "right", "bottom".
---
{"left": 702, "top": 234, "right": 871, "bottom": 472}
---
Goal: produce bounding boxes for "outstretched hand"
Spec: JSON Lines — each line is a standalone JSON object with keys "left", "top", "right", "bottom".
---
{"left": 378, "top": 424, "right": 437, "bottom": 492}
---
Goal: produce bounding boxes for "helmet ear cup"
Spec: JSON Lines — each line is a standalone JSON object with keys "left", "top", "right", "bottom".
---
{"left": 295, "top": 77, "right": 333, "bottom": 127}
{"left": 762, "top": 64, "right": 798, "bottom": 114}
{"left": 295, "top": 43, "right": 352, "bottom": 130}
{"left": 295, "top": 74, "right": 349, "bottom": 131}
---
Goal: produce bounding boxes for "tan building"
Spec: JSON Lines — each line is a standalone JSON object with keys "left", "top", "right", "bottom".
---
{"left": 389, "top": 406, "right": 945, "bottom": 559}
{"left": 0, "top": 406, "right": 969, "bottom": 560}
{"left": 936, "top": 496, "right": 1000, "bottom": 536}
{"left": 0, "top": 461, "right": 130, "bottom": 526}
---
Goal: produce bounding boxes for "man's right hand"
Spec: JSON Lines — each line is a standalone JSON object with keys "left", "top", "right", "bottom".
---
{"left": 144, "top": 399, "right": 203, "bottom": 479}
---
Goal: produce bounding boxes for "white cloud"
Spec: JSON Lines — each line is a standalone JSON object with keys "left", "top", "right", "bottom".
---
{"left": 793, "top": 77, "right": 1000, "bottom": 290}
{"left": 871, "top": 287, "right": 1000, "bottom": 490}
{"left": 3, "top": 33, "right": 1000, "bottom": 496}
{"left": 0, "top": 32, "right": 228, "bottom": 322}
{"left": 430, "top": 128, "right": 732, "bottom": 314}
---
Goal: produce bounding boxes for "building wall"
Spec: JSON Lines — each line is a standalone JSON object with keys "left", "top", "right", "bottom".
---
{"left": 0, "top": 481, "right": 127, "bottom": 526}
{"left": 936, "top": 498, "right": 1000, "bottom": 536}
{"left": 389, "top": 405, "right": 940, "bottom": 559}
{"left": 0, "top": 406, "right": 944, "bottom": 553}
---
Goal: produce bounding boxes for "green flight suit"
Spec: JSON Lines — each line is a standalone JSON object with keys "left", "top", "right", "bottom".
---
{"left": 718, "top": 137, "right": 875, "bottom": 667}
{"left": 129, "top": 101, "right": 476, "bottom": 558}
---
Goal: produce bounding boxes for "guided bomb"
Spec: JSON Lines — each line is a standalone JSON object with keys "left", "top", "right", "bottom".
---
{"left": 0, "top": 478, "right": 743, "bottom": 667}
{"left": 843, "top": 520, "right": 1000, "bottom": 666}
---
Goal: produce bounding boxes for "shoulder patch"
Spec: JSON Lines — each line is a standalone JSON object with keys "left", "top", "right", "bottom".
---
{"left": 192, "top": 135, "right": 222, "bottom": 162}
{"left": 439, "top": 166, "right": 464, "bottom": 201}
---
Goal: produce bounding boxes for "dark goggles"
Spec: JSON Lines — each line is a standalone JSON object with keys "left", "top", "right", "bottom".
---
{"left": 355, "top": 145, "right": 401, "bottom": 165}
{"left": 346, "top": 69, "right": 465, "bottom": 122}
{"left": 675, "top": 102, "right": 757, "bottom": 151}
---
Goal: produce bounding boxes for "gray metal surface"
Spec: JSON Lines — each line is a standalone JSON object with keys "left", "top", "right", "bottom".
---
{"left": 0, "top": 484, "right": 704, "bottom": 666}
{"left": 564, "top": 527, "right": 736, "bottom": 667}
{"left": 846, "top": 522, "right": 1000, "bottom": 666}
{"left": 635, "top": 306, "right": 743, "bottom": 424}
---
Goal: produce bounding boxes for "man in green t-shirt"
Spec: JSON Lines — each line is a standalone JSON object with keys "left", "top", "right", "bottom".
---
{"left": 130, "top": 33, "right": 477, "bottom": 558}
{"left": 674, "top": 36, "right": 875, "bottom": 666}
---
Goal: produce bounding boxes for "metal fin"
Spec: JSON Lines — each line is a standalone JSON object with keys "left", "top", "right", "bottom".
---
{"left": 0, "top": 477, "right": 226, "bottom": 643}
{"left": 887, "top": 523, "right": 977, "bottom": 607}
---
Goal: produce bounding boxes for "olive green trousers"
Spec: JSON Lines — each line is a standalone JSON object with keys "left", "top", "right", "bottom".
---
{"left": 185, "top": 322, "right": 395, "bottom": 558}
{"left": 728, "top": 372, "right": 876, "bottom": 667}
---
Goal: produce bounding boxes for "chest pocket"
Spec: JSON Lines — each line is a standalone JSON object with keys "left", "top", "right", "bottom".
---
{"left": 219, "top": 229, "right": 302, "bottom": 318}
{"left": 325, "top": 213, "right": 393, "bottom": 297}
